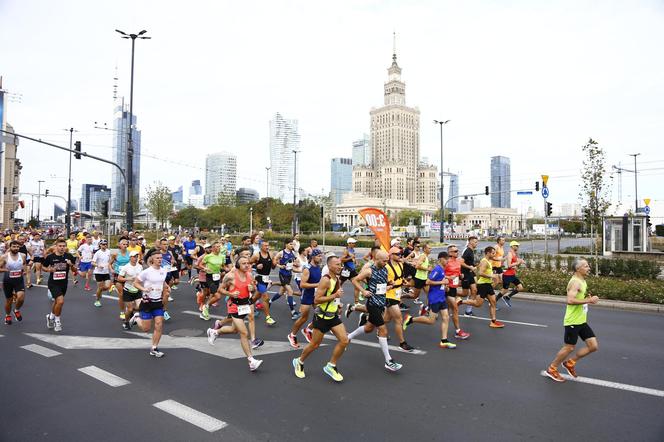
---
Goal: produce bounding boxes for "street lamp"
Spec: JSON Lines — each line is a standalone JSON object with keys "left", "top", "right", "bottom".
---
{"left": 434, "top": 119, "right": 450, "bottom": 243}
{"left": 116, "top": 29, "right": 150, "bottom": 231}
{"left": 628, "top": 153, "right": 641, "bottom": 212}
{"left": 37, "top": 180, "right": 45, "bottom": 223}
{"left": 249, "top": 207, "right": 253, "bottom": 235}
{"left": 292, "top": 149, "right": 300, "bottom": 235}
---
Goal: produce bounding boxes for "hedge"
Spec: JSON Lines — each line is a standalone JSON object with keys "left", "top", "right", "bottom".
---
{"left": 522, "top": 254, "right": 661, "bottom": 280}
{"left": 519, "top": 269, "right": 664, "bottom": 304}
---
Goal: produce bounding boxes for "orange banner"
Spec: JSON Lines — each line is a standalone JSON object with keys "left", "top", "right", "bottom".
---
{"left": 358, "top": 208, "right": 392, "bottom": 251}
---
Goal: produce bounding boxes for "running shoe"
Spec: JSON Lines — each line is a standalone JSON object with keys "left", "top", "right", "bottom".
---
{"left": 489, "top": 320, "right": 505, "bottom": 328}
{"left": 206, "top": 328, "right": 217, "bottom": 345}
{"left": 84, "top": 284, "right": 91, "bottom": 291}
{"left": 122, "top": 322, "right": 130, "bottom": 330}
{"left": 46, "top": 314, "right": 54, "bottom": 329}
{"left": 344, "top": 304, "right": 354, "bottom": 318}
{"left": 163, "top": 311, "right": 171, "bottom": 321}
{"left": 73, "top": 279, "right": 79, "bottom": 285}
{"left": 545, "top": 366, "right": 565, "bottom": 382}
{"left": 119, "top": 312, "right": 126, "bottom": 320}
{"left": 439, "top": 341, "right": 457, "bottom": 349}
{"left": 419, "top": 305, "right": 429, "bottom": 316}
{"left": 256, "top": 301, "right": 264, "bottom": 310}
{"left": 249, "top": 359, "right": 263, "bottom": 372}
{"left": 93, "top": 300, "right": 102, "bottom": 308}
{"left": 200, "top": 305, "right": 210, "bottom": 320}
{"left": 358, "top": 313, "right": 368, "bottom": 328}
{"left": 36, "top": 277, "right": 43, "bottom": 285}
{"left": 402, "top": 314, "right": 413, "bottom": 331}
{"left": 109, "top": 285, "right": 116, "bottom": 293}
{"left": 13, "top": 310, "right": 22, "bottom": 322}
{"left": 358, "top": 293, "right": 365, "bottom": 302}
{"left": 54, "top": 321, "right": 62, "bottom": 332}
{"left": 399, "top": 303, "right": 409, "bottom": 311}
{"left": 292, "top": 358, "right": 305, "bottom": 379}
{"left": 399, "top": 341, "right": 415, "bottom": 352}
{"left": 149, "top": 348, "right": 165, "bottom": 358}
{"left": 251, "top": 339, "right": 264, "bottom": 349}
{"left": 129, "top": 313, "right": 139, "bottom": 327}
{"left": 4, "top": 315, "right": 11, "bottom": 325}
{"left": 302, "top": 327, "right": 313, "bottom": 343}
{"left": 413, "top": 298, "right": 423, "bottom": 305}
{"left": 265, "top": 316, "right": 276, "bottom": 326}
{"left": 287, "top": 333, "right": 300, "bottom": 349}
{"left": 502, "top": 296, "right": 512, "bottom": 308}
{"left": 384, "top": 360, "right": 403, "bottom": 372}
{"left": 168, "top": 296, "right": 174, "bottom": 302}
{"left": 563, "top": 359, "right": 577, "bottom": 378}
{"left": 454, "top": 329, "right": 470, "bottom": 340}
{"left": 464, "top": 310, "right": 475, "bottom": 317}
{"left": 323, "top": 363, "right": 343, "bottom": 382}
{"left": 291, "top": 310, "right": 301, "bottom": 320}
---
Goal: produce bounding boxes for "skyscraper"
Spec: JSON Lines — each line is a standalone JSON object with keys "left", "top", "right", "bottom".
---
{"left": 490, "top": 156, "right": 511, "bottom": 208}
{"left": 236, "top": 188, "right": 259, "bottom": 204}
{"left": 352, "top": 134, "right": 371, "bottom": 167}
{"left": 330, "top": 158, "right": 353, "bottom": 205}
{"left": 171, "top": 186, "right": 184, "bottom": 209}
{"left": 448, "top": 173, "right": 459, "bottom": 212}
{"left": 205, "top": 152, "right": 237, "bottom": 205}
{"left": 188, "top": 179, "right": 204, "bottom": 208}
{"left": 81, "top": 184, "right": 111, "bottom": 212}
{"left": 111, "top": 99, "right": 141, "bottom": 212}
{"left": 269, "top": 113, "right": 300, "bottom": 203}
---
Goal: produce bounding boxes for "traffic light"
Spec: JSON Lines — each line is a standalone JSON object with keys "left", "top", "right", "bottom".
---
{"left": 102, "top": 200, "right": 109, "bottom": 217}
{"left": 535, "top": 181, "right": 540, "bottom": 191}
{"left": 485, "top": 186, "right": 489, "bottom": 195}
{"left": 74, "top": 141, "right": 82, "bottom": 159}
{"left": 546, "top": 202, "right": 553, "bottom": 217}
{"left": 45, "top": 189, "right": 49, "bottom": 197}
{"left": 447, "top": 213, "right": 453, "bottom": 224}
{"left": 646, "top": 215, "right": 652, "bottom": 229}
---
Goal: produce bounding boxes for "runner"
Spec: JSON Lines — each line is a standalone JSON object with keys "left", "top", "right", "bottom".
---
{"left": 110, "top": 238, "right": 131, "bottom": 319}
{"left": 403, "top": 251, "right": 457, "bottom": 348}
{"left": 271, "top": 239, "right": 299, "bottom": 320}
{"left": 42, "top": 238, "right": 77, "bottom": 332}
{"left": 383, "top": 246, "right": 415, "bottom": 351}
{"left": 194, "top": 243, "right": 212, "bottom": 311}
{"left": 545, "top": 258, "right": 599, "bottom": 382}
{"left": 27, "top": 231, "right": 46, "bottom": 285}
{"left": 340, "top": 238, "right": 360, "bottom": 303}
{"left": 444, "top": 245, "right": 471, "bottom": 340}
{"left": 348, "top": 250, "right": 403, "bottom": 372}
{"left": 250, "top": 240, "right": 277, "bottom": 326}
{"left": 460, "top": 236, "right": 479, "bottom": 316}
{"left": 292, "top": 233, "right": 301, "bottom": 256}
{"left": 459, "top": 246, "right": 505, "bottom": 328}
{"left": 291, "top": 255, "right": 349, "bottom": 381}
{"left": 290, "top": 245, "right": 310, "bottom": 320}
{"left": 206, "top": 256, "right": 263, "bottom": 372}
{"left": 91, "top": 239, "right": 111, "bottom": 307}
{"left": 288, "top": 248, "right": 323, "bottom": 348}
{"left": 199, "top": 242, "right": 227, "bottom": 321}
{"left": 182, "top": 233, "right": 197, "bottom": 279}
{"left": 117, "top": 251, "right": 142, "bottom": 330}
{"left": 129, "top": 251, "right": 170, "bottom": 357}
{"left": 167, "top": 235, "right": 183, "bottom": 292}
{"left": 409, "top": 242, "right": 432, "bottom": 306}
{"left": 496, "top": 240, "right": 525, "bottom": 308}
{"left": 17, "top": 235, "right": 33, "bottom": 288}
{"left": 1, "top": 240, "right": 27, "bottom": 324}
{"left": 127, "top": 236, "right": 143, "bottom": 264}
{"left": 491, "top": 236, "right": 506, "bottom": 287}
{"left": 77, "top": 235, "right": 95, "bottom": 290}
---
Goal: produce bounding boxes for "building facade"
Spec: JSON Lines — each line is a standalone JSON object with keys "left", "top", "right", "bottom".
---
{"left": 352, "top": 134, "right": 371, "bottom": 167}
{"left": 457, "top": 207, "right": 520, "bottom": 235}
{"left": 111, "top": 99, "right": 141, "bottom": 212}
{"left": 2, "top": 123, "right": 21, "bottom": 227}
{"left": 448, "top": 173, "right": 459, "bottom": 212}
{"left": 236, "top": 187, "right": 259, "bottom": 204}
{"left": 81, "top": 184, "right": 111, "bottom": 212}
{"left": 330, "top": 158, "right": 353, "bottom": 205}
{"left": 188, "top": 179, "right": 204, "bottom": 208}
{"left": 269, "top": 113, "right": 300, "bottom": 203}
{"left": 205, "top": 152, "right": 237, "bottom": 205}
{"left": 490, "top": 156, "right": 511, "bottom": 208}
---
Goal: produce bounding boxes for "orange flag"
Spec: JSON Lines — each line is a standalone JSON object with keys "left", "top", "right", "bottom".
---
{"left": 358, "top": 208, "right": 392, "bottom": 251}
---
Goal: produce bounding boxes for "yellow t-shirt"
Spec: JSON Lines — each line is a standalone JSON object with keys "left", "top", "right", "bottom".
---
{"left": 66, "top": 239, "right": 79, "bottom": 254}
{"left": 127, "top": 245, "right": 142, "bottom": 255}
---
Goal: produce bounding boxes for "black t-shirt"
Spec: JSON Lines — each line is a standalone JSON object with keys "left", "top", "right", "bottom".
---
{"left": 44, "top": 252, "right": 76, "bottom": 285}
{"left": 169, "top": 245, "right": 182, "bottom": 265}
{"left": 19, "top": 244, "right": 29, "bottom": 257}
{"left": 461, "top": 247, "right": 475, "bottom": 275}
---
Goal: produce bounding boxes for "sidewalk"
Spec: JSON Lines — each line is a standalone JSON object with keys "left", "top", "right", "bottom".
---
{"left": 513, "top": 293, "right": 663, "bottom": 314}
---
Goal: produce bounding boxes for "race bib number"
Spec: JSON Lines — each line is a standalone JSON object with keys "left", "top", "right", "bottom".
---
{"left": 583, "top": 304, "right": 589, "bottom": 313}
{"left": 9, "top": 271, "right": 22, "bottom": 278}
{"left": 285, "top": 262, "right": 293, "bottom": 271}
{"left": 261, "top": 275, "right": 270, "bottom": 283}
{"left": 452, "top": 277, "right": 459, "bottom": 286}
{"left": 212, "top": 273, "right": 221, "bottom": 281}
{"left": 333, "top": 298, "right": 341, "bottom": 306}
{"left": 53, "top": 271, "right": 66, "bottom": 281}
{"left": 188, "top": 249, "right": 195, "bottom": 255}
{"left": 237, "top": 304, "right": 251, "bottom": 315}
{"left": 376, "top": 283, "right": 387, "bottom": 295}
{"left": 395, "top": 288, "right": 402, "bottom": 299}
{"left": 341, "top": 269, "right": 350, "bottom": 278}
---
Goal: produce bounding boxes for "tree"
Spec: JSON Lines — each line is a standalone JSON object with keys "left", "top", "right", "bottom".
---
{"left": 146, "top": 182, "right": 173, "bottom": 229}
{"left": 578, "top": 138, "right": 611, "bottom": 274}
{"left": 397, "top": 209, "right": 422, "bottom": 226}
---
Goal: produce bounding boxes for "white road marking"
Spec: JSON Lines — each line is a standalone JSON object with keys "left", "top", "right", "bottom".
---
{"left": 153, "top": 400, "right": 227, "bottom": 432}
{"left": 78, "top": 365, "right": 131, "bottom": 387}
{"left": 21, "top": 343, "right": 61, "bottom": 357}
{"left": 323, "top": 334, "right": 427, "bottom": 355}
{"left": 462, "top": 314, "right": 548, "bottom": 328}
{"left": 539, "top": 371, "right": 664, "bottom": 398}
{"left": 182, "top": 310, "right": 226, "bottom": 321}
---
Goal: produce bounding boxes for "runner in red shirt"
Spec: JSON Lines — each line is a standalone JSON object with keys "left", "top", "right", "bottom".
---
{"left": 444, "top": 244, "right": 470, "bottom": 340}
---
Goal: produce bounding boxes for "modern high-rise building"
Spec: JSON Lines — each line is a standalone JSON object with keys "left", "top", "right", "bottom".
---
{"left": 189, "top": 180, "right": 202, "bottom": 196}
{"left": 205, "top": 152, "right": 237, "bottom": 205}
{"left": 2, "top": 123, "right": 21, "bottom": 227}
{"left": 330, "top": 158, "right": 353, "bottom": 205}
{"left": 236, "top": 187, "right": 259, "bottom": 204}
{"left": 269, "top": 113, "right": 300, "bottom": 203}
{"left": 171, "top": 186, "right": 184, "bottom": 209}
{"left": 490, "top": 156, "right": 511, "bottom": 208}
{"left": 352, "top": 134, "right": 371, "bottom": 167}
{"left": 448, "top": 173, "right": 459, "bottom": 212}
{"left": 81, "top": 184, "right": 111, "bottom": 212}
{"left": 110, "top": 99, "right": 141, "bottom": 212}
{"left": 188, "top": 179, "right": 204, "bottom": 208}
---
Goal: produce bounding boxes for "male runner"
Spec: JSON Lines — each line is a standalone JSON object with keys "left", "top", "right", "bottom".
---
{"left": 27, "top": 231, "right": 46, "bottom": 285}
{"left": 340, "top": 237, "right": 360, "bottom": 303}
{"left": 167, "top": 235, "right": 183, "bottom": 291}
{"left": 271, "top": 239, "right": 299, "bottom": 320}
{"left": 444, "top": 245, "right": 470, "bottom": 340}
{"left": 118, "top": 250, "right": 142, "bottom": 330}
{"left": 545, "top": 258, "right": 599, "bottom": 382}
{"left": 77, "top": 235, "right": 95, "bottom": 290}
{"left": 42, "top": 239, "right": 77, "bottom": 332}
{"left": 1, "top": 241, "right": 27, "bottom": 324}
{"left": 182, "top": 233, "right": 197, "bottom": 279}
{"left": 127, "top": 237, "right": 143, "bottom": 263}
{"left": 292, "top": 255, "right": 349, "bottom": 381}
{"left": 288, "top": 248, "right": 323, "bottom": 348}
{"left": 410, "top": 242, "right": 432, "bottom": 305}
{"left": 383, "top": 247, "right": 414, "bottom": 351}
{"left": 459, "top": 246, "right": 504, "bottom": 328}
{"left": 496, "top": 240, "right": 525, "bottom": 308}
{"left": 91, "top": 239, "right": 111, "bottom": 307}
{"left": 250, "top": 240, "right": 276, "bottom": 326}
{"left": 348, "top": 250, "right": 403, "bottom": 372}
{"left": 110, "top": 238, "right": 131, "bottom": 319}
{"left": 460, "top": 236, "right": 479, "bottom": 316}
{"left": 491, "top": 236, "right": 506, "bottom": 285}
{"left": 199, "top": 242, "right": 227, "bottom": 320}
{"left": 403, "top": 251, "right": 457, "bottom": 348}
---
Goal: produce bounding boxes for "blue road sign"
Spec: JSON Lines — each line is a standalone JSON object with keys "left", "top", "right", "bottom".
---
{"left": 644, "top": 206, "right": 651, "bottom": 215}
{"left": 517, "top": 191, "right": 533, "bottom": 195}
{"left": 541, "top": 186, "right": 550, "bottom": 198}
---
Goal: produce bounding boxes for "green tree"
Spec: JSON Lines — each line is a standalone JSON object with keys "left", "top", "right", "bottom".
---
{"left": 146, "top": 182, "right": 173, "bottom": 229}
{"left": 397, "top": 209, "right": 422, "bottom": 226}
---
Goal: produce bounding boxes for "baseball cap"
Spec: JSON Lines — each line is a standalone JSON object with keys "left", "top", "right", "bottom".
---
{"left": 168, "top": 235, "right": 176, "bottom": 240}
{"left": 311, "top": 248, "right": 323, "bottom": 257}
{"left": 389, "top": 247, "right": 401, "bottom": 255}
{"left": 510, "top": 240, "right": 520, "bottom": 247}
{"left": 203, "top": 243, "right": 212, "bottom": 249}
{"left": 347, "top": 238, "right": 357, "bottom": 243}
{"left": 129, "top": 250, "right": 140, "bottom": 257}
{"left": 390, "top": 238, "right": 401, "bottom": 246}
{"left": 437, "top": 251, "right": 449, "bottom": 259}
{"left": 100, "top": 239, "right": 108, "bottom": 245}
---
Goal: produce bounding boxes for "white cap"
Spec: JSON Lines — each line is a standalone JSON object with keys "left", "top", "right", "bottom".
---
{"left": 129, "top": 250, "right": 140, "bottom": 257}
{"left": 347, "top": 238, "right": 357, "bottom": 244}
{"left": 390, "top": 238, "right": 401, "bottom": 246}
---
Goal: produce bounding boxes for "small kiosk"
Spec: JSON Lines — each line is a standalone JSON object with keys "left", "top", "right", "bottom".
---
{"left": 602, "top": 214, "right": 649, "bottom": 256}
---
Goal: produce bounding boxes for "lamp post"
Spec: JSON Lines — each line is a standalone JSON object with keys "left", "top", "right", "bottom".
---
{"left": 292, "top": 149, "right": 299, "bottom": 235}
{"left": 628, "top": 153, "right": 640, "bottom": 212}
{"left": 265, "top": 166, "right": 271, "bottom": 227}
{"left": 64, "top": 127, "right": 77, "bottom": 236}
{"left": 434, "top": 119, "right": 450, "bottom": 243}
{"left": 37, "top": 180, "right": 45, "bottom": 224}
{"left": 249, "top": 207, "right": 253, "bottom": 235}
{"left": 116, "top": 29, "right": 150, "bottom": 231}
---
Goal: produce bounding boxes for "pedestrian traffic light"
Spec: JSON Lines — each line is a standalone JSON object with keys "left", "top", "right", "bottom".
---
{"left": 546, "top": 202, "right": 553, "bottom": 217}
{"left": 535, "top": 181, "right": 540, "bottom": 191}
{"left": 485, "top": 186, "right": 489, "bottom": 195}
{"left": 646, "top": 215, "right": 651, "bottom": 228}
{"left": 74, "top": 141, "right": 82, "bottom": 159}
{"left": 45, "top": 189, "right": 49, "bottom": 197}
{"left": 447, "top": 213, "right": 453, "bottom": 224}
{"left": 102, "top": 200, "right": 109, "bottom": 217}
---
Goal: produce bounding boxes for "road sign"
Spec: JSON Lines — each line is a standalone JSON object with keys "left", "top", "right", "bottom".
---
{"left": 644, "top": 206, "right": 651, "bottom": 215}
{"left": 644, "top": 198, "right": 651, "bottom": 206}
{"left": 541, "top": 186, "right": 550, "bottom": 198}
{"left": 541, "top": 175, "right": 549, "bottom": 186}
{"left": 517, "top": 191, "right": 533, "bottom": 195}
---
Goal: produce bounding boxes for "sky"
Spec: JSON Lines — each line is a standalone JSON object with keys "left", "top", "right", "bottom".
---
{"left": 2, "top": 0, "right": 663, "bottom": 221}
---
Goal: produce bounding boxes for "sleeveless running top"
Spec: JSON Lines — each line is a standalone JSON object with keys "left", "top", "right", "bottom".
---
{"left": 316, "top": 276, "right": 339, "bottom": 319}
{"left": 160, "top": 251, "right": 172, "bottom": 269}
{"left": 366, "top": 264, "right": 389, "bottom": 307}
{"left": 564, "top": 276, "right": 588, "bottom": 326}
{"left": 4, "top": 252, "right": 24, "bottom": 280}
{"left": 491, "top": 245, "right": 504, "bottom": 268}
{"left": 114, "top": 250, "right": 131, "bottom": 273}
{"left": 344, "top": 247, "right": 356, "bottom": 270}
{"left": 386, "top": 261, "right": 403, "bottom": 300}
{"left": 415, "top": 254, "right": 430, "bottom": 280}
{"left": 503, "top": 251, "right": 518, "bottom": 276}
{"left": 444, "top": 257, "right": 462, "bottom": 288}
{"left": 302, "top": 265, "right": 322, "bottom": 298}
{"left": 279, "top": 250, "right": 295, "bottom": 276}
{"left": 477, "top": 257, "right": 494, "bottom": 284}
{"left": 227, "top": 270, "right": 252, "bottom": 314}
{"left": 295, "top": 255, "right": 308, "bottom": 280}
{"left": 29, "top": 240, "right": 45, "bottom": 258}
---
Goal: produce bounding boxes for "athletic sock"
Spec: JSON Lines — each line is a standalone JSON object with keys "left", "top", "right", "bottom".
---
{"left": 270, "top": 293, "right": 281, "bottom": 303}
{"left": 348, "top": 326, "right": 368, "bottom": 340}
{"left": 378, "top": 336, "right": 391, "bottom": 363}
{"left": 509, "top": 288, "right": 518, "bottom": 297}
{"left": 287, "top": 295, "right": 295, "bottom": 311}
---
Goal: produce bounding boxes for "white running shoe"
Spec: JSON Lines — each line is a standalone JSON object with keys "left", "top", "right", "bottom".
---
{"left": 46, "top": 314, "right": 54, "bottom": 329}
{"left": 54, "top": 321, "right": 62, "bottom": 332}
{"left": 249, "top": 359, "right": 263, "bottom": 371}
{"left": 207, "top": 328, "right": 217, "bottom": 345}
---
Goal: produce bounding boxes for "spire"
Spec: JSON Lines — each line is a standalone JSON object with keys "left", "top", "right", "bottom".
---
{"left": 392, "top": 31, "right": 397, "bottom": 63}
{"left": 385, "top": 32, "right": 405, "bottom": 105}
{"left": 113, "top": 65, "right": 119, "bottom": 102}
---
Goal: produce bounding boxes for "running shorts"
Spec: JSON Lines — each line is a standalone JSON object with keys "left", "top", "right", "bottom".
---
{"left": 48, "top": 283, "right": 68, "bottom": 298}
{"left": 3, "top": 278, "right": 25, "bottom": 298}
{"left": 477, "top": 283, "right": 495, "bottom": 298}
{"left": 502, "top": 275, "right": 521, "bottom": 289}
{"left": 279, "top": 273, "right": 292, "bottom": 286}
{"left": 413, "top": 277, "right": 427, "bottom": 289}
{"left": 564, "top": 323, "right": 595, "bottom": 345}
{"left": 429, "top": 300, "right": 448, "bottom": 313}
{"left": 78, "top": 262, "right": 92, "bottom": 272}
{"left": 461, "top": 273, "right": 475, "bottom": 289}
{"left": 366, "top": 304, "right": 386, "bottom": 327}
{"left": 312, "top": 315, "right": 342, "bottom": 334}
{"left": 94, "top": 274, "right": 110, "bottom": 282}
{"left": 122, "top": 289, "right": 142, "bottom": 302}
{"left": 139, "top": 301, "right": 165, "bottom": 320}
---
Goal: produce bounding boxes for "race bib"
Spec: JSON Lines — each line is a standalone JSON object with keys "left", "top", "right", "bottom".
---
{"left": 341, "top": 268, "right": 350, "bottom": 278}
{"left": 285, "top": 262, "right": 293, "bottom": 271}
{"left": 9, "top": 271, "right": 22, "bottom": 278}
{"left": 188, "top": 249, "right": 195, "bottom": 255}
{"left": 261, "top": 275, "right": 270, "bottom": 283}
{"left": 333, "top": 298, "right": 341, "bottom": 306}
{"left": 395, "top": 288, "right": 402, "bottom": 299}
{"left": 53, "top": 271, "right": 66, "bottom": 281}
{"left": 376, "top": 283, "right": 387, "bottom": 295}
{"left": 452, "top": 277, "right": 459, "bottom": 286}
{"left": 212, "top": 273, "right": 221, "bottom": 281}
{"left": 583, "top": 304, "right": 589, "bottom": 313}
{"left": 237, "top": 304, "right": 251, "bottom": 315}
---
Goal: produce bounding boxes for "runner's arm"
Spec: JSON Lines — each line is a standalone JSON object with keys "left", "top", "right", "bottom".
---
{"left": 351, "top": 268, "right": 372, "bottom": 297}
{"left": 299, "top": 267, "right": 317, "bottom": 289}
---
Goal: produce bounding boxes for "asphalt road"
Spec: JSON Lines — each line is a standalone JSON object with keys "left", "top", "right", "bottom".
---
{"left": 1, "top": 271, "right": 662, "bottom": 441}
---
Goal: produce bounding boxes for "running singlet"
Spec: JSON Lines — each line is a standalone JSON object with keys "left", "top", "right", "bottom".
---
{"left": 415, "top": 254, "right": 430, "bottom": 280}
{"left": 29, "top": 240, "right": 45, "bottom": 258}
{"left": 386, "top": 261, "right": 404, "bottom": 300}
{"left": 477, "top": 258, "right": 494, "bottom": 284}
{"left": 227, "top": 270, "right": 252, "bottom": 315}
{"left": 491, "top": 246, "right": 504, "bottom": 268}
{"left": 160, "top": 251, "right": 173, "bottom": 270}
{"left": 503, "top": 252, "right": 519, "bottom": 276}
{"left": 44, "top": 253, "right": 75, "bottom": 285}
{"left": 138, "top": 266, "right": 168, "bottom": 302}
{"left": 316, "top": 276, "right": 339, "bottom": 319}
{"left": 203, "top": 253, "right": 226, "bottom": 281}
{"left": 564, "top": 276, "right": 588, "bottom": 326}
{"left": 344, "top": 248, "right": 356, "bottom": 270}
{"left": 295, "top": 256, "right": 308, "bottom": 281}
{"left": 256, "top": 252, "right": 272, "bottom": 284}
{"left": 127, "top": 244, "right": 142, "bottom": 256}
{"left": 183, "top": 240, "right": 196, "bottom": 256}
{"left": 3, "top": 253, "right": 24, "bottom": 280}
{"left": 366, "top": 264, "right": 389, "bottom": 308}
{"left": 66, "top": 239, "right": 79, "bottom": 255}
{"left": 279, "top": 250, "right": 295, "bottom": 276}
{"left": 113, "top": 250, "right": 131, "bottom": 274}
{"left": 302, "top": 265, "right": 322, "bottom": 299}
{"left": 444, "top": 257, "right": 462, "bottom": 288}
{"left": 427, "top": 264, "right": 446, "bottom": 304}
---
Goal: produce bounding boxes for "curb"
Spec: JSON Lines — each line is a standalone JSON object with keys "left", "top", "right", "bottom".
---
{"left": 518, "top": 292, "right": 664, "bottom": 314}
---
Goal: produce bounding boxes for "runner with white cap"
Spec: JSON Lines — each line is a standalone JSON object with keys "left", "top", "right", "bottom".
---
{"left": 496, "top": 240, "right": 526, "bottom": 307}
{"left": 117, "top": 250, "right": 143, "bottom": 330}
{"left": 340, "top": 237, "right": 360, "bottom": 303}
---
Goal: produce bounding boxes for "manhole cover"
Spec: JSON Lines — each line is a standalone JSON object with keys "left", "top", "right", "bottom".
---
{"left": 169, "top": 328, "right": 204, "bottom": 337}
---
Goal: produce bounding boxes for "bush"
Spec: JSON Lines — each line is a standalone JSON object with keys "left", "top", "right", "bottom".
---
{"left": 561, "top": 246, "right": 591, "bottom": 254}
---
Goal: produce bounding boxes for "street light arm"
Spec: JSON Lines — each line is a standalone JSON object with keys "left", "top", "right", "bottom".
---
{"left": 115, "top": 29, "right": 128, "bottom": 36}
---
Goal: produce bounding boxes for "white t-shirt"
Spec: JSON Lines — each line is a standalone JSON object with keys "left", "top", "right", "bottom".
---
{"left": 119, "top": 263, "right": 142, "bottom": 293}
{"left": 92, "top": 238, "right": 101, "bottom": 250}
{"left": 29, "top": 239, "right": 45, "bottom": 257}
{"left": 92, "top": 249, "right": 111, "bottom": 274}
{"left": 137, "top": 266, "right": 168, "bottom": 302}
{"left": 78, "top": 243, "right": 94, "bottom": 263}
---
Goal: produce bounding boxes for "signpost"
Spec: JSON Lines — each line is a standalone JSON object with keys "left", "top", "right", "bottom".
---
{"left": 541, "top": 175, "right": 549, "bottom": 255}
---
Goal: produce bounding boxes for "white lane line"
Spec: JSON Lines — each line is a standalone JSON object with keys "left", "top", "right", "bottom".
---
{"left": 153, "top": 400, "right": 227, "bottom": 432}
{"left": 461, "top": 314, "right": 548, "bottom": 328}
{"left": 182, "top": 310, "right": 226, "bottom": 321}
{"left": 539, "top": 371, "right": 664, "bottom": 398}
{"left": 21, "top": 344, "right": 62, "bottom": 357}
{"left": 0, "top": 334, "right": 4, "bottom": 338}
{"left": 323, "top": 334, "right": 427, "bottom": 355}
{"left": 78, "top": 365, "right": 131, "bottom": 387}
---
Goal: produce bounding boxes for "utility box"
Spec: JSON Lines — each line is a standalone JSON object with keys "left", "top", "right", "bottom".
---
{"left": 602, "top": 215, "right": 649, "bottom": 256}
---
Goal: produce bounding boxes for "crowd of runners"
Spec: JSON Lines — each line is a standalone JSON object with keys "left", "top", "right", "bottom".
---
{"left": 1, "top": 228, "right": 599, "bottom": 382}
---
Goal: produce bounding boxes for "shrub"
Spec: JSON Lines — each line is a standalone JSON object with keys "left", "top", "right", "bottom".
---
{"left": 561, "top": 246, "right": 591, "bottom": 254}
